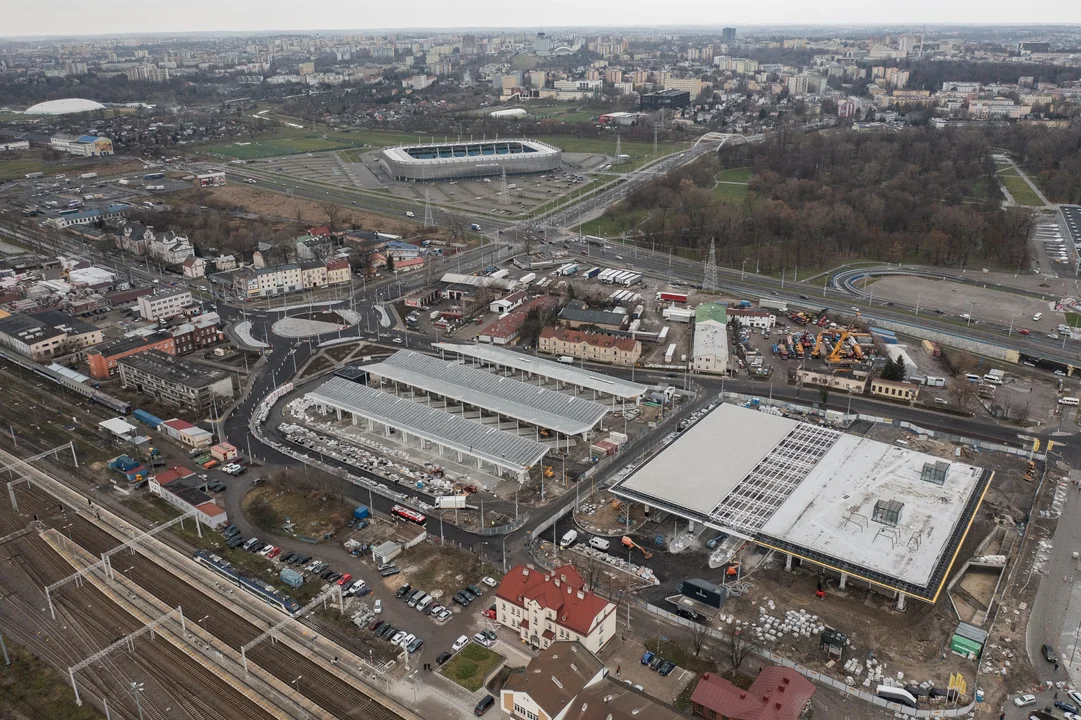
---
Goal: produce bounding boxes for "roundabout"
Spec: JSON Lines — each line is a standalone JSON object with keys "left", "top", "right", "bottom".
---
{"left": 271, "top": 308, "right": 360, "bottom": 338}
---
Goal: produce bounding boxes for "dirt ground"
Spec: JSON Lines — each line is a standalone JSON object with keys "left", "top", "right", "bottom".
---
{"left": 201, "top": 184, "right": 454, "bottom": 242}
{"left": 242, "top": 481, "right": 354, "bottom": 539}
{"left": 383, "top": 544, "right": 497, "bottom": 603}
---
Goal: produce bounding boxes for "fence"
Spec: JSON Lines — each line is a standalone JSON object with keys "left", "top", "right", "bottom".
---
{"left": 640, "top": 601, "right": 976, "bottom": 718}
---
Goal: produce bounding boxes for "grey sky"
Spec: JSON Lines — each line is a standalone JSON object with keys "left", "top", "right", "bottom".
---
{"left": 7, "top": 1, "right": 1081, "bottom": 38}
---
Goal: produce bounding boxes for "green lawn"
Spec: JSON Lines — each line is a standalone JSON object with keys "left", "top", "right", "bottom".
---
{"left": 439, "top": 643, "right": 504, "bottom": 692}
{"left": 1065, "top": 312, "right": 1081, "bottom": 329}
{"left": 713, "top": 182, "right": 749, "bottom": 205}
{"left": 999, "top": 174, "right": 1043, "bottom": 206}
{"left": 715, "top": 166, "right": 752, "bottom": 183}
{"left": 0, "top": 156, "right": 52, "bottom": 181}
{"left": 580, "top": 207, "right": 649, "bottom": 237}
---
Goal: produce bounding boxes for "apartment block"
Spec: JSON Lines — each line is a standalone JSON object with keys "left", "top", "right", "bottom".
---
{"left": 138, "top": 290, "right": 193, "bottom": 321}
{"left": 118, "top": 350, "right": 234, "bottom": 413}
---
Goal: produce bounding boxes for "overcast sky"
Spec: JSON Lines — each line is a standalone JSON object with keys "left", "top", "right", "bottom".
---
{"left": 7, "top": 0, "right": 1081, "bottom": 38}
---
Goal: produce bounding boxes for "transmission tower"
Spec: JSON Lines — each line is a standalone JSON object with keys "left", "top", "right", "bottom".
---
{"left": 423, "top": 189, "right": 434, "bottom": 228}
{"left": 499, "top": 166, "right": 509, "bottom": 205}
{"left": 703, "top": 238, "right": 718, "bottom": 292}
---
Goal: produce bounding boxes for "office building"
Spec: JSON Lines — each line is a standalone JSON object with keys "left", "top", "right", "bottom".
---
{"left": 0, "top": 311, "right": 104, "bottom": 361}
{"left": 640, "top": 88, "right": 691, "bottom": 110}
{"left": 138, "top": 290, "right": 193, "bottom": 321}
{"left": 722, "top": 27, "right": 736, "bottom": 43}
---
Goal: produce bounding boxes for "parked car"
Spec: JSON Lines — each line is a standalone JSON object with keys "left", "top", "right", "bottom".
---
{"left": 452, "top": 635, "right": 469, "bottom": 652}
{"left": 407, "top": 637, "right": 424, "bottom": 653}
{"left": 473, "top": 632, "right": 493, "bottom": 648}
{"left": 481, "top": 629, "right": 497, "bottom": 642}
{"left": 482, "top": 608, "right": 497, "bottom": 620}
{"left": 481, "top": 576, "right": 498, "bottom": 588}
{"left": 1013, "top": 694, "right": 1036, "bottom": 707}
{"left": 267, "top": 547, "right": 281, "bottom": 559}
{"left": 650, "top": 655, "right": 665, "bottom": 671}
{"left": 396, "top": 584, "right": 412, "bottom": 599}
{"left": 368, "top": 618, "right": 384, "bottom": 631}
{"left": 1056, "top": 701, "right": 1080, "bottom": 714}
{"left": 1043, "top": 644, "right": 1057, "bottom": 663}
{"left": 452, "top": 592, "right": 470, "bottom": 606}
{"left": 659, "top": 661, "right": 676, "bottom": 676}
{"left": 474, "top": 695, "right": 495, "bottom": 716}
{"left": 380, "top": 566, "right": 400, "bottom": 577}
{"left": 374, "top": 599, "right": 382, "bottom": 614}
{"left": 390, "top": 630, "right": 407, "bottom": 644}
{"left": 466, "top": 584, "right": 483, "bottom": 597}
{"left": 460, "top": 586, "right": 478, "bottom": 601}
{"left": 336, "top": 573, "right": 353, "bottom": 586}
{"left": 398, "top": 633, "right": 416, "bottom": 649}
{"left": 436, "top": 651, "right": 452, "bottom": 665}
{"left": 640, "top": 651, "right": 654, "bottom": 665}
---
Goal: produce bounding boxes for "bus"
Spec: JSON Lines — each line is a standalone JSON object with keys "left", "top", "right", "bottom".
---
{"left": 143, "top": 172, "right": 165, "bottom": 180}
{"left": 24, "top": 172, "right": 44, "bottom": 179}
{"left": 391, "top": 505, "right": 427, "bottom": 526}
{"left": 58, "top": 208, "right": 80, "bottom": 216}
{"left": 1059, "top": 397, "right": 1079, "bottom": 406}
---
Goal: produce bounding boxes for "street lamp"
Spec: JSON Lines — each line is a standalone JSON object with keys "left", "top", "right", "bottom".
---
{"left": 291, "top": 675, "right": 302, "bottom": 695}
{"left": 501, "top": 534, "right": 510, "bottom": 574}
{"left": 915, "top": 292, "right": 925, "bottom": 316}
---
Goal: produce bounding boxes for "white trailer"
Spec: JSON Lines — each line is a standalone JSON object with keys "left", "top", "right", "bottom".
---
{"left": 489, "top": 269, "right": 509, "bottom": 280}
{"left": 621, "top": 273, "right": 642, "bottom": 286}
{"left": 665, "top": 343, "right": 677, "bottom": 363}
{"left": 518, "top": 272, "right": 536, "bottom": 285}
{"left": 760, "top": 298, "right": 789, "bottom": 312}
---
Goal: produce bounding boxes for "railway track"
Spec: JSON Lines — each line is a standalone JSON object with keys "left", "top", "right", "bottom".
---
{"left": 4, "top": 525, "right": 274, "bottom": 720}
{"left": 10, "top": 481, "right": 406, "bottom": 720}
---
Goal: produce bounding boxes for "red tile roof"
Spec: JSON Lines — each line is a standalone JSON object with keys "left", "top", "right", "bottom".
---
{"left": 153, "top": 465, "right": 197, "bottom": 485}
{"left": 497, "top": 564, "right": 612, "bottom": 636}
{"left": 484, "top": 297, "right": 557, "bottom": 340}
{"left": 690, "top": 667, "right": 815, "bottom": 720}
{"left": 325, "top": 259, "right": 349, "bottom": 271}
{"left": 197, "top": 502, "right": 226, "bottom": 517}
{"left": 540, "top": 326, "right": 638, "bottom": 352}
{"left": 162, "top": 418, "right": 195, "bottom": 431}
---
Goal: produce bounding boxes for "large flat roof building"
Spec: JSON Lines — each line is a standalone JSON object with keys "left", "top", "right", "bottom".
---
{"left": 365, "top": 350, "right": 610, "bottom": 438}
{"left": 612, "top": 404, "right": 991, "bottom": 607}
{"left": 379, "top": 139, "right": 562, "bottom": 181}
{"left": 118, "top": 350, "right": 234, "bottom": 414}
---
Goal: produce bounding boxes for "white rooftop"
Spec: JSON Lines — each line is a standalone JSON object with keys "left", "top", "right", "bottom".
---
{"left": 432, "top": 342, "right": 648, "bottom": 400}
{"left": 617, "top": 404, "right": 798, "bottom": 516}
{"left": 98, "top": 417, "right": 137, "bottom": 437}
{"left": 759, "top": 433, "right": 985, "bottom": 588}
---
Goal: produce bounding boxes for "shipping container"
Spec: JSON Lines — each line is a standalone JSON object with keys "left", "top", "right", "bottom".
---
{"left": 562, "top": 264, "right": 579, "bottom": 276}
{"left": 584, "top": 267, "right": 601, "bottom": 279}
{"left": 657, "top": 291, "right": 689, "bottom": 304}
{"left": 280, "top": 568, "right": 304, "bottom": 589}
{"left": 678, "top": 578, "right": 727, "bottom": 609}
{"left": 759, "top": 298, "right": 788, "bottom": 312}
{"left": 657, "top": 327, "right": 669, "bottom": 343}
{"left": 921, "top": 339, "right": 941, "bottom": 357}
{"left": 133, "top": 409, "right": 164, "bottom": 429}
{"left": 926, "top": 376, "right": 946, "bottom": 387}
{"left": 354, "top": 505, "right": 371, "bottom": 520}
{"left": 664, "top": 343, "right": 677, "bottom": 363}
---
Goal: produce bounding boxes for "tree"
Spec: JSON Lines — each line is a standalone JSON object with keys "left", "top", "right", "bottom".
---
{"left": 447, "top": 213, "right": 469, "bottom": 245}
{"left": 319, "top": 201, "right": 344, "bottom": 232}
{"left": 689, "top": 618, "right": 711, "bottom": 657}
{"left": 725, "top": 628, "right": 758, "bottom": 673}
{"left": 385, "top": 253, "right": 395, "bottom": 273}
{"left": 948, "top": 380, "right": 977, "bottom": 411}
{"left": 881, "top": 356, "right": 907, "bottom": 382}
{"left": 819, "top": 386, "right": 830, "bottom": 405}
{"left": 1011, "top": 400, "right": 1032, "bottom": 425}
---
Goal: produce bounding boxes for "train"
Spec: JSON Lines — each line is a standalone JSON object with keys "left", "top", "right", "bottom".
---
{"left": 0, "top": 345, "right": 131, "bottom": 413}
{"left": 194, "top": 550, "right": 301, "bottom": 616}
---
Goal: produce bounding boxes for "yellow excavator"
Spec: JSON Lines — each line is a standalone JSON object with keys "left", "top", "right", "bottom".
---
{"left": 622, "top": 536, "right": 653, "bottom": 560}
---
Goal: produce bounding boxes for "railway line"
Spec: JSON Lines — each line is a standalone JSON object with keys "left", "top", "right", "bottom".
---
{"left": 7, "top": 479, "right": 406, "bottom": 720}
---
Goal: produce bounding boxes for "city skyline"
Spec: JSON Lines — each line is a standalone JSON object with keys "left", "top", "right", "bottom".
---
{"left": 6, "top": 1, "right": 1081, "bottom": 39}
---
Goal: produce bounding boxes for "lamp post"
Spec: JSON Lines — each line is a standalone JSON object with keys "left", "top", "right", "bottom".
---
{"left": 128, "top": 682, "right": 144, "bottom": 720}
{"left": 915, "top": 292, "right": 925, "bottom": 316}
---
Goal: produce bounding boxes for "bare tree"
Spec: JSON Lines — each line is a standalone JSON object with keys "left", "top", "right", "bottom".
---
{"left": 689, "top": 618, "right": 711, "bottom": 657}
{"left": 948, "top": 381, "right": 977, "bottom": 411}
{"left": 1011, "top": 400, "right": 1032, "bottom": 425}
{"left": 447, "top": 213, "right": 469, "bottom": 245}
{"left": 725, "top": 628, "right": 758, "bottom": 673}
{"left": 319, "top": 201, "right": 344, "bottom": 232}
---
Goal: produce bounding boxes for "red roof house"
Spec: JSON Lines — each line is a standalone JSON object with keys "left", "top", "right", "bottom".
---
{"left": 690, "top": 666, "right": 815, "bottom": 720}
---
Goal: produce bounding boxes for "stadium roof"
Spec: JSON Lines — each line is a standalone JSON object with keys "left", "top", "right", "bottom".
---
{"left": 25, "top": 98, "right": 107, "bottom": 115}
{"left": 432, "top": 342, "right": 648, "bottom": 400}
{"left": 366, "top": 350, "right": 610, "bottom": 435}
{"left": 306, "top": 377, "right": 548, "bottom": 472}
{"left": 612, "top": 403, "right": 992, "bottom": 602}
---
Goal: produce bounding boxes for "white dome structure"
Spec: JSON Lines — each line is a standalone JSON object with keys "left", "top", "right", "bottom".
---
{"left": 25, "top": 98, "right": 106, "bottom": 115}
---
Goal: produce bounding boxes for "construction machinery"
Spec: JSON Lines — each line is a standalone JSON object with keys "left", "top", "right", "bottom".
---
{"left": 543, "top": 466, "right": 555, "bottom": 479}
{"left": 621, "top": 536, "right": 653, "bottom": 560}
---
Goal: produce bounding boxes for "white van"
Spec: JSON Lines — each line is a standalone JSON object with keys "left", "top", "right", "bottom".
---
{"left": 559, "top": 529, "right": 578, "bottom": 549}
{"left": 405, "top": 211, "right": 415, "bottom": 218}
{"left": 964, "top": 373, "right": 983, "bottom": 384}
{"left": 983, "top": 374, "right": 1002, "bottom": 386}
{"left": 1059, "top": 397, "right": 1080, "bottom": 406}
{"left": 1033, "top": 312, "right": 1043, "bottom": 321}
{"left": 558, "top": 356, "right": 575, "bottom": 364}
{"left": 588, "top": 537, "right": 611, "bottom": 552}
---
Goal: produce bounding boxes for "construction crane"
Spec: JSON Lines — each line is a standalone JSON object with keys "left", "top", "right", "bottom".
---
{"left": 621, "top": 536, "right": 653, "bottom": 559}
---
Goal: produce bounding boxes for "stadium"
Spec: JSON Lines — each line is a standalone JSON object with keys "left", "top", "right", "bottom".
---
{"left": 379, "top": 138, "right": 562, "bottom": 181}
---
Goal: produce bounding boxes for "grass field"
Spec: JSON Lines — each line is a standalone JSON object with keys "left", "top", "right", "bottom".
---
{"left": 580, "top": 207, "right": 649, "bottom": 237}
{"left": 440, "top": 643, "right": 504, "bottom": 692}
{"left": 0, "top": 644, "right": 101, "bottom": 720}
{"left": 999, "top": 174, "right": 1043, "bottom": 206}
{"left": 713, "top": 182, "right": 749, "bottom": 205}
{"left": 715, "top": 166, "right": 752, "bottom": 183}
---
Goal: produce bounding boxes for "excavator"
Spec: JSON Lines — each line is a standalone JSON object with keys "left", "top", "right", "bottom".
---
{"left": 621, "top": 536, "right": 653, "bottom": 560}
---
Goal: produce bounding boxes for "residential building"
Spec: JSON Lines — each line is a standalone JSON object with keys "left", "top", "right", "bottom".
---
{"left": 478, "top": 297, "right": 558, "bottom": 345}
{"left": 87, "top": 333, "right": 177, "bottom": 379}
{"left": 181, "top": 256, "right": 207, "bottom": 278}
{"left": 539, "top": 327, "right": 641, "bottom": 366}
{"left": 568, "top": 678, "right": 684, "bottom": 720}
{"left": 118, "top": 350, "right": 234, "bottom": 413}
{"left": 691, "top": 667, "right": 815, "bottom": 720}
{"left": 147, "top": 230, "right": 195, "bottom": 265}
{"left": 0, "top": 311, "right": 104, "bottom": 361}
{"left": 159, "top": 417, "right": 213, "bottom": 448}
{"left": 692, "top": 303, "right": 729, "bottom": 375}
{"left": 137, "top": 290, "right": 193, "bottom": 321}
{"left": 233, "top": 264, "right": 302, "bottom": 298}
{"left": 870, "top": 378, "right": 919, "bottom": 402}
{"left": 325, "top": 258, "right": 350, "bottom": 285}
{"left": 969, "top": 99, "right": 1031, "bottom": 119}
{"left": 212, "top": 254, "right": 238, "bottom": 271}
{"left": 168, "top": 313, "right": 223, "bottom": 355}
{"left": 664, "top": 77, "right": 704, "bottom": 96}
{"left": 299, "top": 260, "right": 328, "bottom": 288}
{"left": 495, "top": 564, "right": 616, "bottom": 654}
{"left": 500, "top": 642, "right": 605, "bottom": 720}
{"left": 49, "top": 134, "right": 114, "bottom": 157}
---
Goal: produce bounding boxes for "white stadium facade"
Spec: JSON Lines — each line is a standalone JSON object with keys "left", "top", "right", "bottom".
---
{"left": 379, "top": 138, "right": 562, "bottom": 181}
{"left": 25, "top": 98, "right": 107, "bottom": 115}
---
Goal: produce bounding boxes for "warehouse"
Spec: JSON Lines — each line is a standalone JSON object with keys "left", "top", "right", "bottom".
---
{"left": 612, "top": 404, "right": 992, "bottom": 607}
{"left": 431, "top": 342, "right": 648, "bottom": 402}
{"left": 379, "top": 139, "right": 562, "bottom": 181}
{"left": 364, "top": 350, "right": 610, "bottom": 439}
{"left": 306, "top": 377, "right": 548, "bottom": 482}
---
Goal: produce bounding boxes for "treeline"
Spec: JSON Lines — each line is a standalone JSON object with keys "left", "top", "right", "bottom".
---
{"left": 0, "top": 74, "right": 227, "bottom": 107}
{"left": 988, "top": 125, "right": 1081, "bottom": 205}
{"left": 902, "top": 60, "right": 1081, "bottom": 91}
{"left": 603, "top": 128, "right": 1033, "bottom": 272}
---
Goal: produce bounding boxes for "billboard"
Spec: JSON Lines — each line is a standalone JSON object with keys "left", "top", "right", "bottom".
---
{"left": 196, "top": 172, "right": 227, "bottom": 188}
